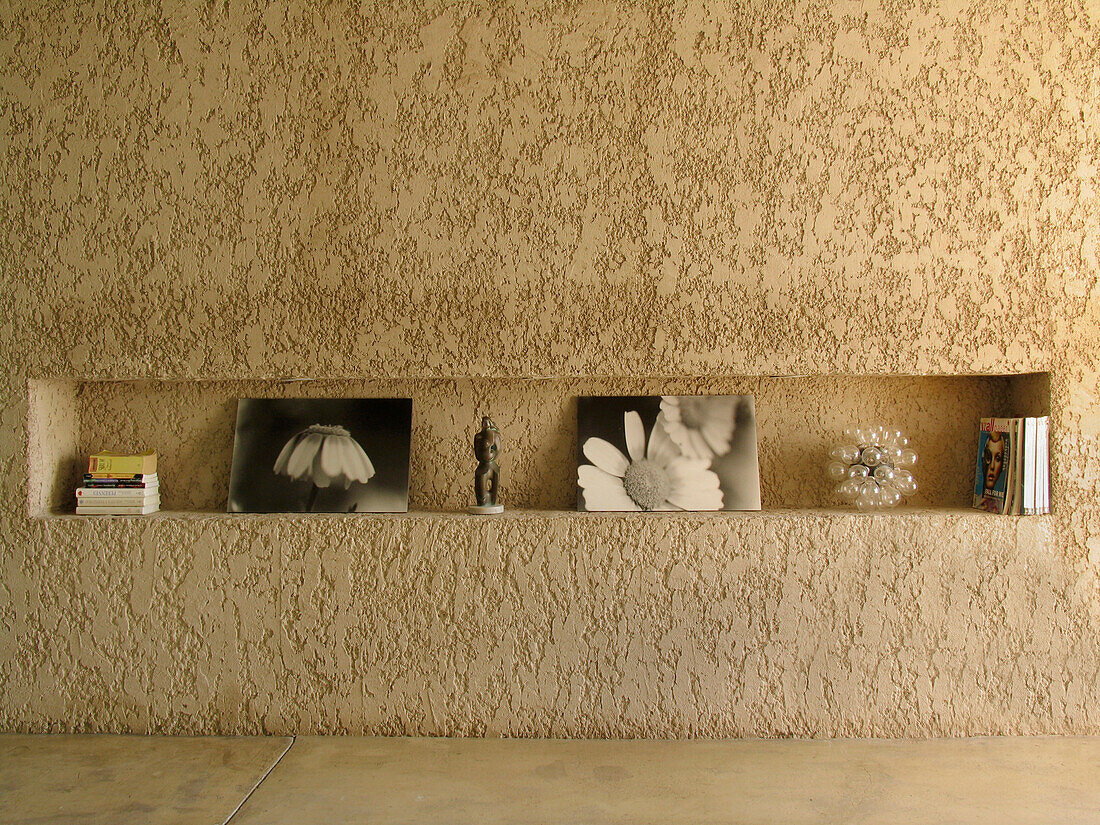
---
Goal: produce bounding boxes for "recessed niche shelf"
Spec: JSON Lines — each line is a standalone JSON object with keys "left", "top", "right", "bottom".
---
{"left": 27, "top": 373, "right": 1051, "bottom": 518}
{"left": 37, "top": 506, "right": 1046, "bottom": 522}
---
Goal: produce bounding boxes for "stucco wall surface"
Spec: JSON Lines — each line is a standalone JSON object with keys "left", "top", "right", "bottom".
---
{"left": 8, "top": 511, "right": 1092, "bottom": 738}
{"left": 1, "top": 0, "right": 1099, "bottom": 735}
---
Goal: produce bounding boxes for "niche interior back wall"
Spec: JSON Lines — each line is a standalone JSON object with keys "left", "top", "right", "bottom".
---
{"left": 1, "top": 1, "right": 1098, "bottom": 736}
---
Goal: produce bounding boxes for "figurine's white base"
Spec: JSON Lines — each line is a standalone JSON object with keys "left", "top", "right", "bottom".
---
{"left": 467, "top": 504, "right": 505, "bottom": 515}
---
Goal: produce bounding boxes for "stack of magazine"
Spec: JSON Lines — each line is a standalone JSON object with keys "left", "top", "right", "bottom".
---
{"left": 972, "top": 418, "right": 1049, "bottom": 514}
{"left": 75, "top": 451, "right": 160, "bottom": 515}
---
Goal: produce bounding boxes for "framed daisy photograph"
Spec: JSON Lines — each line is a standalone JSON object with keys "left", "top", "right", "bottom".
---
{"left": 577, "top": 395, "right": 761, "bottom": 511}
{"left": 228, "top": 398, "right": 412, "bottom": 513}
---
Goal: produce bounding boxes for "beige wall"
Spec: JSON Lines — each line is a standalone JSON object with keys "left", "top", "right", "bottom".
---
{"left": 1, "top": 1, "right": 1098, "bottom": 735}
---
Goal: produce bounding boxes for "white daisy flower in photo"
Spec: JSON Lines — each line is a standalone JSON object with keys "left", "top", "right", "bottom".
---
{"left": 658, "top": 395, "right": 738, "bottom": 460}
{"left": 274, "top": 424, "right": 375, "bottom": 511}
{"left": 579, "top": 410, "right": 723, "bottom": 511}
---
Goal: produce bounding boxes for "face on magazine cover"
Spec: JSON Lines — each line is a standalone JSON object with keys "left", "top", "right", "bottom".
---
{"left": 982, "top": 433, "right": 1005, "bottom": 492}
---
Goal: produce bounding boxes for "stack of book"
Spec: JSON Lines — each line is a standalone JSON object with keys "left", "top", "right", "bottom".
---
{"left": 972, "top": 417, "right": 1049, "bottom": 515}
{"left": 75, "top": 451, "right": 160, "bottom": 515}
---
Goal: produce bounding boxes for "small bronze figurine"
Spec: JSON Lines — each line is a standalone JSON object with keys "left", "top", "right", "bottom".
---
{"left": 469, "top": 416, "right": 503, "bottom": 514}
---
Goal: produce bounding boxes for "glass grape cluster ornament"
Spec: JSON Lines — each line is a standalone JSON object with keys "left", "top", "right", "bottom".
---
{"left": 827, "top": 426, "right": 917, "bottom": 510}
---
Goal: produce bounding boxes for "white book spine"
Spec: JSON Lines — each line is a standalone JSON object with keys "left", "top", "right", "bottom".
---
{"left": 1024, "top": 418, "right": 1036, "bottom": 515}
{"left": 76, "top": 487, "right": 160, "bottom": 497}
{"left": 77, "top": 497, "right": 160, "bottom": 508}
{"left": 76, "top": 505, "right": 160, "bottom": 515}
{"left": 1039, "top": 417, "right": 1050, "bottom": 514}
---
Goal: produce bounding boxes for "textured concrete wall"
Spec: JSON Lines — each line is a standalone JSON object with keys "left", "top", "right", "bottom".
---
{"left": 8, "top": 511, "right": 1086, "bottom": 737}
{"left": 1, "top": 1, "right": 1099, "bottom": 735}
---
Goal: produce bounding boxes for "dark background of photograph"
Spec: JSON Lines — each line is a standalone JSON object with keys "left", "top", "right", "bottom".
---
{"left": 228, "top": 398, "right": 412, "bottom": 513}
{"left": 711, "top": 396, "right": 761, "bottom": 510}
{"left": 576, "top": 395, "right": 760, "bottom": 511}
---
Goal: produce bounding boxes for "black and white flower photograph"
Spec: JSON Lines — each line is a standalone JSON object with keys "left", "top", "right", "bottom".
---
{"left": 228, "top": 398, "right": 412, "bottom": 513}
{"left": 577, "top": 395, "right": 760, "bottom": 511}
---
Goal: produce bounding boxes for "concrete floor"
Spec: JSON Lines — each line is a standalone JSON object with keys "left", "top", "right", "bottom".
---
{"left": 1, "top": 736, "right": 1098, "bottom": 824}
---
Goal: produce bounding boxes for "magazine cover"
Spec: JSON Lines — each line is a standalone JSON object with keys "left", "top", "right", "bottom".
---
{"left": 973, "top": 418, "right": 1015, "bottom": 513}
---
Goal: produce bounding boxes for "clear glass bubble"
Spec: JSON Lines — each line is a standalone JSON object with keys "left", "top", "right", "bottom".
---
{"left": 847, "top": 464, "right": 870, "bottom": 478}
{"left": 829, "top": 443, "right": 860, "bottom": 464}
{"left": 827, "top": 461, "right": 848, "bottom": 481}
{"left": 856, "top": 481, "right": 880, "bottom": 509}
{"left": 861, "top": 446, "right": 884, "bottom": 467}
{"left": 859, "top": 479, "right": 880, "bottom": 498}
{"left": 873, "top": 464, "right": 895, "bottom": 482}
{"left": 837, "top": 478, "right": 860, "bottom": 500}
{"left": 895, "top": 474, "right": 917, "bottom": 495}
{"left": 898, "top": 448, "right": 917, "bottom": 468}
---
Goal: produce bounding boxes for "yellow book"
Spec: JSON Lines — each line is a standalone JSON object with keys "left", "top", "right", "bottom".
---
{"left": 87, "top": 451, "right": 157, "bottom": 476}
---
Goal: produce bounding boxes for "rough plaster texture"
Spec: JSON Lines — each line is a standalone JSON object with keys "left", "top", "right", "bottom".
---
{"left": 1, "top": 1, "right": 1098, "bottom": 736}
{"left": 10, "top": 510, "right": 1093, "bottom": 738}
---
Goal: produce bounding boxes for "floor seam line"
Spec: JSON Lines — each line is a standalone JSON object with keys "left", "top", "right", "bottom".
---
{"left": 222, "top": 735, "right": 295, "bottom": 825}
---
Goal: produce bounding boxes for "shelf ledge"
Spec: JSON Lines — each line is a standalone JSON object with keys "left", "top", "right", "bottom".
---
{"left": 38, "top": 507, "right": 1045, "bottom": 522}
